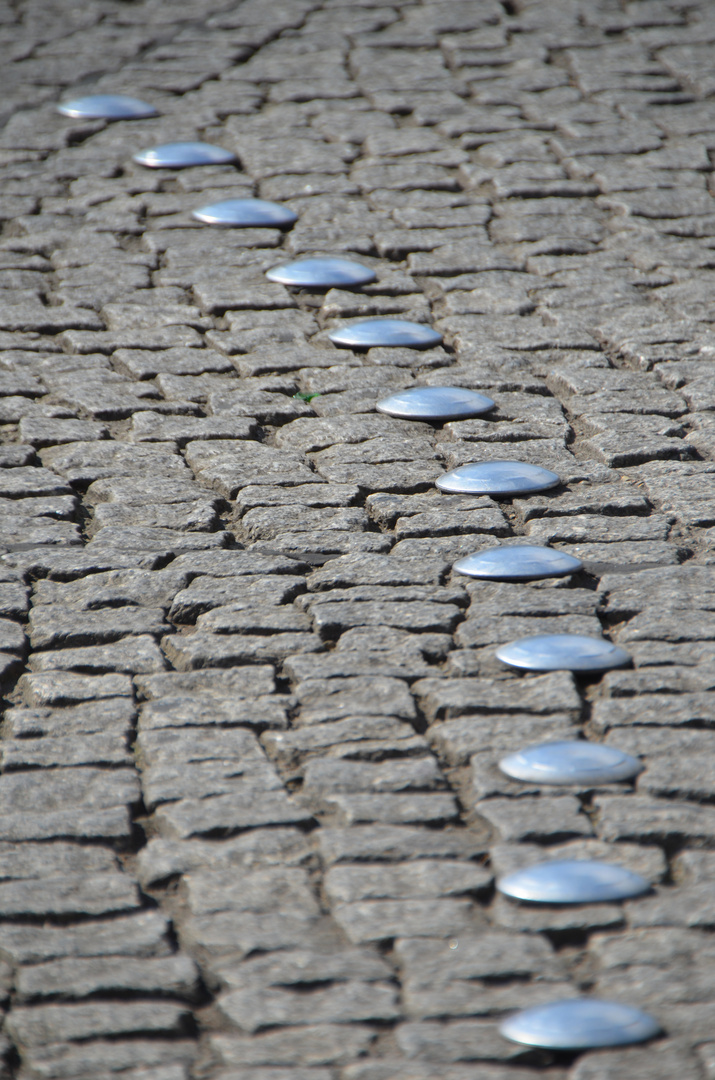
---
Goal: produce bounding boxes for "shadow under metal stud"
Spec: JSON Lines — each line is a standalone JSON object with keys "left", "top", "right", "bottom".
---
{"left": 57, "top": 94, "right": 158, "bottom": 120}
{"left": 266, "top": 257, "right": 376, "bottom": 288}
{"left": 192, "top": 198, "right": 297, "bottom": 228}
{"left": 499, "top": 999, "right": 660, "bottom": 1050}
{"left": 376, "top": 386, "right": 494, "bottom": 422}
{"left": 453, "top": 544, "right": 581, "bottom": 581}
{"left": 133, "top": 142, "right": 236, "bottom": 168}
{"left": 496, "top": 633, "right": 631, "bottom": 673}
{"left": 437, "top": 461, "right": 560, "bottom": 497}
{"left": 329, "top": 319, "right": 443, "bottom": 349}
{"left": 499, "top": 740, "right": 642, "bottom": 785}
{"left": 497, "top": 859, "right": 650, "bottom": 904}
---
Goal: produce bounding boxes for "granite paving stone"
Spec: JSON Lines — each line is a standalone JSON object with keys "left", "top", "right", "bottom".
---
{"left": 0, "top": 1, "right": 713, "bottom": 1075}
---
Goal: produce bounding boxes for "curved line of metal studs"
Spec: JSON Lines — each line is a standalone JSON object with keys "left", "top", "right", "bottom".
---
{"left": 51, "top": 92, "right": 661, "bottom": 1055}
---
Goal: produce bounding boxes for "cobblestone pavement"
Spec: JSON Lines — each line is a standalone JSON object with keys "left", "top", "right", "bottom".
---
{"left": 3, "top": 0, "right": 715, "bottom": 1076}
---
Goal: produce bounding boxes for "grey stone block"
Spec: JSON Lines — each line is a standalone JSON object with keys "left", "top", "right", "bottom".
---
{"left": 136, "top": 829, "right": 312, "bottom": 889}
{"left": 0, "top": 581, "right": 29, "bottom": 618}
{"left": 16, "top": 954, "right": 199, "bottom": 1003}
{"left": 4, "top": 699, "right": 136, "bottom": 738}
{"left": 395, "top": 1019, "right": 527, "bottom": 1063}
{"left": 0, "top": 871, "right": 137, "bottom": 919}
{"left": 324, "top": 861, "right": 491, "bottom": 903}
{"left": 322, "top": 793, "right": 459, "bottom": 826}
{"left": 168, "top": 574, "right": 305, "bottom": 622}
{"left": 316, "top": 825, "right": 487, "bottom": 865}
{"left": 179, "top": 910, "right": 326, "bottom": 959}
{"left": 303, "top": 754, "right": 442, "bottom": 793}
{"left": 569, "top": 1041, "right": 702, "bottom": 1080}
{"left": 261, "top": 718, "right": 423, "bottom": 771}
{"left": 136, "top": 667, "right": 276, "bottom": 700}
{"left": 91, "top": 500, "right": 220, "bottom": 533}
{"left": 6, "top": 1001, "right": 190, "bottom": 1047}
{"left": 139, "top": 692, "right": 290, "bottom": 732}
{"left": 28, "top": 635, "right": 166, "bottom": 675}
{"left": 596, "top": 795, "right": 715, "bottom": 845}
{"left": 414, "top": 672, "right": 581, "bottom": 722}
{"left": 154, "top": 790, "right": 313, "bottom": 839}
{"left": 196, "top": 605, "right": 311, "bottom": 634}
{"left": 217, "top": 981, "right": 399, "bottom": 1033}
{"left": 19, "top": 1040, "right": 196, "bottom": 1080}
{"left": 162, "top": 630, "right": 322, "bottom": 670}
{"left": 294, "top": 676, "right": 417, "bottom": 723}
{"left": 0, "top": 910, "right": 172, "bottom": 965}
{"left": 310, "top": 600, "right": 462, "bottom": 636}
{"left": 209, "top": 1025, "right": 376, "bottom": 1067}
{"left": 28, "top": 604, "right": 167, "bottom": 643}
{"left": 476, "top": 795, "right": 593, "bottom": 842}
{"left": 331, "top": 898, "right": 475, "bottom": 944}
{"left": 0, "top": 734, "right": 131, "bottom": 770}
{"left": 0, "top": 467, "right": 72, "bottom": 499}
{"left": 18, "top": 671, "right": 133, "bottom": 706}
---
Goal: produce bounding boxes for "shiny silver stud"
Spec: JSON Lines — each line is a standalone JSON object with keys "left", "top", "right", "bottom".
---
{"left": 499, "top": 740, "right": 642, "bottom": 785}
{"left": 192, "top": 198, "right": 297, "bottom": 228}
{"left": 453, "top": 544, "right": 581, "bottom": 581}
{"left": 496, "top": 633, "right": 631, "bottom": 673}
{"left": 133, "top": 142, "right": 236, "bottom": 168}
{"left": 329, "top": 319, "right": 443, "bottom": 349}
{"left": 57, "top": 94, "right": 158, "bottom": 120}
{"left": 266, "top": 257, "right": 376, "bottom": 288}
{"left": 497, "top": 859, "right": 650, "bottom": 904}
{"left": 376, "top": 386, "right": 494, "bottom": 422}
{"left": 499, "top": 999, "right": 660, "bottom": 1050}
{"left": 437, "top": 461, "right": 560, "bottom": 497}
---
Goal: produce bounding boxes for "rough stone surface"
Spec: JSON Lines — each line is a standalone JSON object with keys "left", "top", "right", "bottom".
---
{"left": 0, "top": 2, "right": 712, "bottom": 1076}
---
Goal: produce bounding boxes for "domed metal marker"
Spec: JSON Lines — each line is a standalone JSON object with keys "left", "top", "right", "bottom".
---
{"left": 496, "top": 634, "right": 631, "bottom": 673}
{"left": 266, "top": 258, "right": 376, "bottom": 288}
{"left": 57, "top": 94, "right": 158, "bottom": 120}
{"left": 499, "top": 740, "right": 642, "bottom": 786}
{"left": 499, "top": 999, "right": 660, "bottom": 1050}
{"left": 437, "top": 461, "right": 560, "bottom": 497}
{"left": 192, "top": 198, "right": 297, "bottom": 228}
{"left": 376, "top": 386, "right": 494, "bottom": 422}
{"left": 497, "top": 859, "right": 650, "bottom": 905}
{"left": 454, "top": 544, "right": 581, "bottom": 582}
{"left": 329, "top": 319, "right": 443, "bottom": 349}
{"left": 133, "top": 142, "right": 236, "bottom": 169}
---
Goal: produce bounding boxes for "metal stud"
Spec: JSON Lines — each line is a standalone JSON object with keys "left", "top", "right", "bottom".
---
{"left": 499, "top": 999, "right": 660, "bottom": 1050}
{"left": 266, "top": 257, "right": 376, "bottom": 288}
{"left": 329, "top": 319, "right": 443, "bottom": 349}
{"left": 497, "top": 859, "right": 650, "bottom": 904}
{"left": 133, "top": 142, "right": 236, "bottom": 168}
{"left": 499, "top": 740, "right": 642, "bottom": 785}
{"left": 376, "top": 386, "right": 494, "bottom": 422}
{"left": 437, "top": 461, "right": 560, "bottom": 497}
{"left": 57, "top": 94, "right": 158, "bottom": 120}
{"left": 496, "top": 633, "right": 631, "bottom": 673}
{"left": 453, "top": 544, "right": 581, "bottom": 581}
{"left": 192, "top": 198, "right": 297, "bottom": 228}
